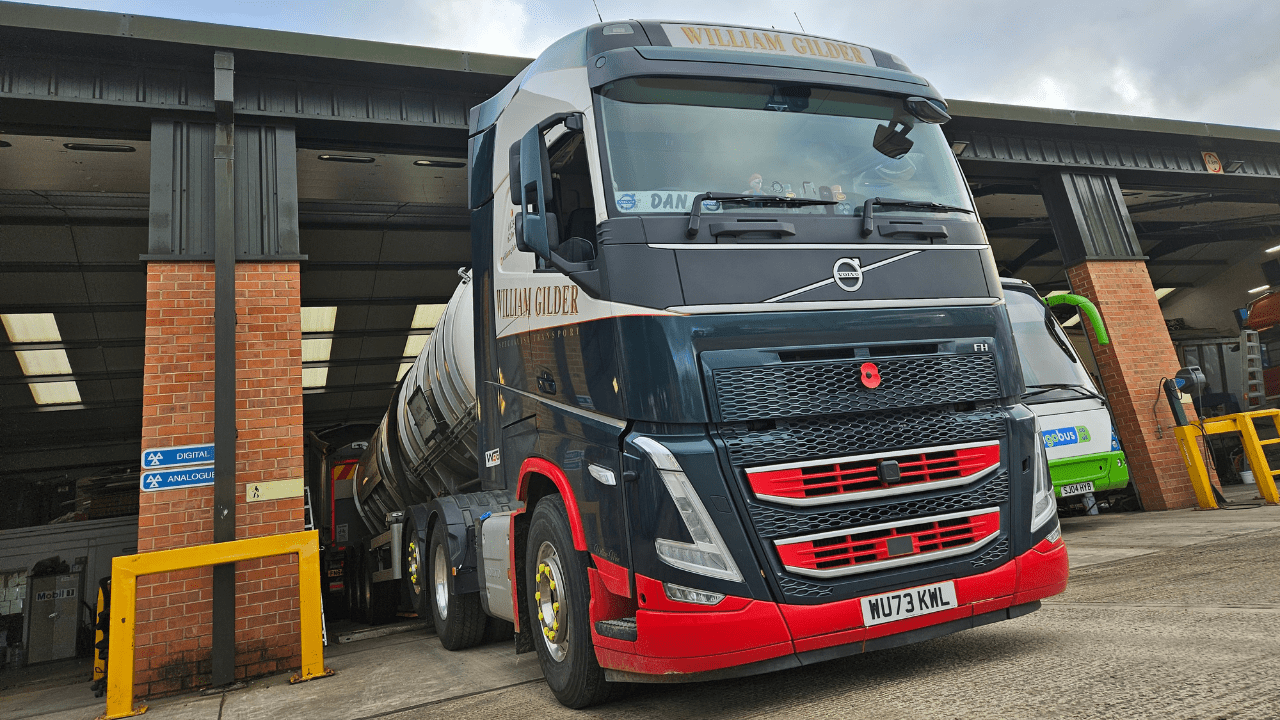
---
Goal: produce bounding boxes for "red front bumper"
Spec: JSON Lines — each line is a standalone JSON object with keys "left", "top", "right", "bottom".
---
{"left": 593, "top": 537, "right": 1068, "bottom": 678}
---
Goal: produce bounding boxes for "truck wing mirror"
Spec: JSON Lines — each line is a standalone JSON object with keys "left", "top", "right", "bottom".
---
{"left": 517, "top": 124, "right": 557, "bottom": 261}
{"left": 510, "top": 112, "right": 585, "bottom": 259}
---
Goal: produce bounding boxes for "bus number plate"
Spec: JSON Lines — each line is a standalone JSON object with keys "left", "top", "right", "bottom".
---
{"left": 1059, "top": 481, "right": 1094, "bottom": 497}
{"left": 860, "top": 580, "right": 957, "bottom": 627}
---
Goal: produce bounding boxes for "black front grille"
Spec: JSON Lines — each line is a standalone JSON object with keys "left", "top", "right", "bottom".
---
{"left": 971, "top": 536, "right": 1010, "bottom": 568}
{"left": 777, "top": 576, "right": 833, "bottom": 598}
{"left": 718, "top": 407, "right": 1006, "bottom": 466}
{"left": 711, "top": 354, "right": 1000, "bottom": 423}
{"left": 749, "top": 473, "right": 1010, "bottom": 539}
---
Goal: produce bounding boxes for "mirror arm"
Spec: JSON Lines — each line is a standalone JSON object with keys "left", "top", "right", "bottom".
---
{"left": 547, "top": 250, "right": 602, "bottom": 299}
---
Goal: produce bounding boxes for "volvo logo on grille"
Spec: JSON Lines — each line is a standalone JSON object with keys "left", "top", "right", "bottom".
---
{"left": 833, "top": 258, "right": 864, "bottom": 292}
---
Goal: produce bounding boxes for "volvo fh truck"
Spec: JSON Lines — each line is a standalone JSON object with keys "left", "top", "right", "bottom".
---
{"left": 338, "top": 20, "right": 1069, "bottom": 708}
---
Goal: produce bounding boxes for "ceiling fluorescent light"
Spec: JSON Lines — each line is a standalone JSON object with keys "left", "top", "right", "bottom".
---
{"left": 1154, "top": 287, "right": 1177, "bottom": 300}
{"left": 302, "top": 367, "right": 329, "bottom": 388}
{"left": 2, "top": 313, "right": 62, "bottom": 343}
{"left": 30, "top": 380, "right": 81, "bottom": 405}
{"left": 1266, "top": 244, "right": 1280, "bottom": 254}
{"left": 1225, "top": 159, "right": 1245, "bottom": 173}
{"left": 301, "top": 306, "right": 337, "bottom": 333}
{"left": 397, "top": 362, "right": 413, "bottom": 381}
{"left": 1046, "top": 290, "right": 1068, "bottom": 297}
{"left": 1061, "top": 315, "right": 1081, "bottom": 327}
{"left": 403, "top": 334, "right": 429, "bottom": 358}
{"left": 949, "top": 140, "right": 969, "bottom": 156}
{"left": 16, "top": 349, "right": 73, "bottom": 376}
{"left": 410, "top": 304, "right": 448, "bottom": 329}
{"left": 1248, "top": 285, "right": 1270, "bottom": 294}
{"left": 63, "top": 142, "right": 136, "bottom": 152}
{"left": 302, "top": 338, "right": 333, "bottom": 363}
{"left": 413, "top": 159, "right": 466, "bottom": 168}
{"left": 317, "top": 154, "right": 375, "bottom": 163}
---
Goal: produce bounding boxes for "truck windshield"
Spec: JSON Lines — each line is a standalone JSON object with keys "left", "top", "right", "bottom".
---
{"left": 1006, "top": 289, "right": 1099, "bottom": 401}
{"left": 596, "top": 77, "right": 973, "bottom": 217}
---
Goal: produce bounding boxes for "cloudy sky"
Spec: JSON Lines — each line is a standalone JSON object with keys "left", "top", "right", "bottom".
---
{"left": 22, "top": 0, "right": 1280, "bottom": 130}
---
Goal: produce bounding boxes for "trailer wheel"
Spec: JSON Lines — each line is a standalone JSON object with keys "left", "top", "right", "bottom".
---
{"left": 428, "top": 520, "right": 486, "bottom": 649}
{"left": 526, "top": 495, "right": 613, "bottom": 709}
{"left": 404, "top": 516, "right": 431, "bottom": 625}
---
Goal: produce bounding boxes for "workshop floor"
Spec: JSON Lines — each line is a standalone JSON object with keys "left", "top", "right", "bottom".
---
{"left": 5, "top": 484, "right": 1278, "bottom": 720}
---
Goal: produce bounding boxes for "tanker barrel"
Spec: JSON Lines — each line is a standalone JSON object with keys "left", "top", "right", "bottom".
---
{"left": 352, "top": 271, "right": 480, "bottom": 535}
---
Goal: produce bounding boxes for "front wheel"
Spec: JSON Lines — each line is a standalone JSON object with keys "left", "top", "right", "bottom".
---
{"left": 428, "top": 519, "right": 486, "bottom": 649}
{"left": 526, "top": 495, "right": 613, "bottom": 709}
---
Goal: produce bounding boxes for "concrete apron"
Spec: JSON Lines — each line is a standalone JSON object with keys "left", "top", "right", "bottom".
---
{"left": 5, "top": 490, "right": 1278, "bottom": 720}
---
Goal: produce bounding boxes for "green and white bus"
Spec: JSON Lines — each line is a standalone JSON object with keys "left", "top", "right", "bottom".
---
{"left": 1003, "top": 280, "right": 1130, "bottom": 505}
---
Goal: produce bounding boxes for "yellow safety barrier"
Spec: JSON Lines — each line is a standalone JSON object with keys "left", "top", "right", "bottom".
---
{"left": 100, "top": 530, "right": 331, "bottom": 719}
{"left": 1174, "top": 409, "right": 1280, "bottom": 510}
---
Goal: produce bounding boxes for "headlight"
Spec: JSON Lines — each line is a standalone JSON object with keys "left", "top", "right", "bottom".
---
{"left": 633, "top": 437, "right": 743, "bottom": 582}
{"left": 1030, "top": 433, "right": 1057, "bottom": 531}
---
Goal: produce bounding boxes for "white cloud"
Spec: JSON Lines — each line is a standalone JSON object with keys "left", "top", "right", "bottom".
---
{"left": 408, "top": 0, "right": 542, "bottom": 56}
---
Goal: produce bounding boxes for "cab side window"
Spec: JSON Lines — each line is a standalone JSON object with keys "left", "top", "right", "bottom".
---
{"left": 548, "top": 132, "right": 596, "bottom": 263}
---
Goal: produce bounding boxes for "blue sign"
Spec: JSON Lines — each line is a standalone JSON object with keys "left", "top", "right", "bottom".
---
{"left": 139, "top": 465, "right": 216, "bottom": 492}
{"left": 616, "top": 193, "right": 636, "bottom": 211}
{"left": 1041, "top": 426, "right": 1088, "bottom": 449}
{"left": 141, "top": 443, "right": 215, "bottom": 469}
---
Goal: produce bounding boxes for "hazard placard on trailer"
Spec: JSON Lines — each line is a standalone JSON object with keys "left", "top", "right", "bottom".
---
{"left": 141, "top": 443, "right": 215, "bottom": 470}
{"left": 140, "top": 465, "right": 216, "bottom": 492}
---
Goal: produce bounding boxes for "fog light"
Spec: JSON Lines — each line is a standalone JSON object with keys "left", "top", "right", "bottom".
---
{"left": 663, "top": 582, "right": 725, "bottom": 606}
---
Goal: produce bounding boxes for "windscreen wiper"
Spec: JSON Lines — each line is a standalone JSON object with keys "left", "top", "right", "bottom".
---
{"left": 687, "top": 192, "right": 836, "bottom": 238}
{"left": 860, "top": 197, "right": 975, "bottom": 238}
{"left": 1023, "top": 383, "right": 1103, "bottom": 401}
{"left": 1044, "top": 310, "right": 1079, "bottom": 363}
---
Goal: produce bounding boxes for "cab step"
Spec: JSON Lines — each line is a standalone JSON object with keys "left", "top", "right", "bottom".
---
{"left": 594, "top": 618, "right": 637, "bottom": 641}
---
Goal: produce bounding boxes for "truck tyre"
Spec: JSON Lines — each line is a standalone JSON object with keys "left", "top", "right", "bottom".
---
{"left": 526, "top": 495, "right": 613, "bottom": 709}
{"left": 428, "top": 519, "right": 486, "bottom": 649}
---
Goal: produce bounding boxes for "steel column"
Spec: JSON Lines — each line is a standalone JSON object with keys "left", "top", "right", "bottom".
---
{"left": 211, "top": 49, "right": 237, "bottom": 688}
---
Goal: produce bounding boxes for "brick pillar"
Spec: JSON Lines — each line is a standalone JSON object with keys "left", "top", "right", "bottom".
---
{"left": 136, "top": 261, "right": 303, "bottom": 698}
{"left": 1066, "top": 261, "right": 1198, "bottom": 510}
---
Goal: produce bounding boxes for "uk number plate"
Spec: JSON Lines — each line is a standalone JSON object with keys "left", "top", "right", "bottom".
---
{"left": 860, "top": 580, "right": 957, "bottom": 627}
{"left": 1059, "top": 481, "right": 1095, "bottom": 497}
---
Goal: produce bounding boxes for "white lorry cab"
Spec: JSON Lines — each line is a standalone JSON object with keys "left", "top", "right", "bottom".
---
{"left": 1003, "top": 279, "right": 1130, "bottom": 506}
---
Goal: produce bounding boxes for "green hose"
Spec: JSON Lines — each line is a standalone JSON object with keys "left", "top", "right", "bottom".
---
{"left": 1045, "top": 294, "right": 1109, "bottom": 345}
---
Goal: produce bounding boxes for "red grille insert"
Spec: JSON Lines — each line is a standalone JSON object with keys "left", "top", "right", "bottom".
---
{"left": 776, "top": 509, "right": 1001, "bottom": 575}
{"left": 747, "top": 442, "right": 1000, "bottom": 503}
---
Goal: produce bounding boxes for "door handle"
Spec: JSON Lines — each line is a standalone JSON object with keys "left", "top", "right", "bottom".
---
{"left": 536, "top": 371, "right": 556, "bottom": 395}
